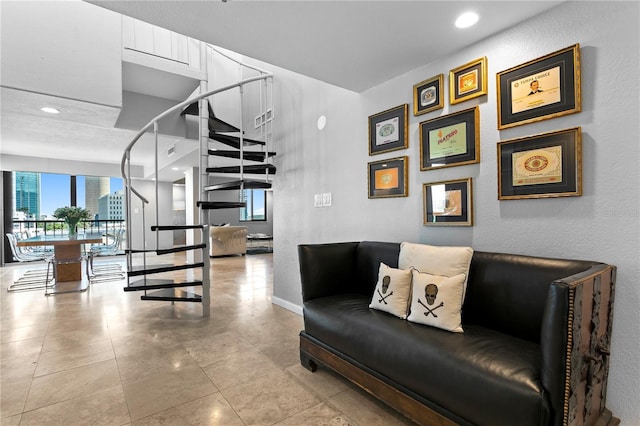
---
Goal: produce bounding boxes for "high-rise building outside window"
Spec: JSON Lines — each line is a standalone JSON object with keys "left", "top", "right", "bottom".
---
{"left": 239, "top": 189, "right": 266, "bottom": 221}
{"left": 13, "top": 172, "right": 41, "bottom": 218}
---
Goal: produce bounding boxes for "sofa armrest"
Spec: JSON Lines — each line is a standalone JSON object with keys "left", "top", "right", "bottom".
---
{"left": 540, "top": 263, "right": 616, "bottom": 426}
{"left": 298, "top": 242, "right": 360, "bottom": 302}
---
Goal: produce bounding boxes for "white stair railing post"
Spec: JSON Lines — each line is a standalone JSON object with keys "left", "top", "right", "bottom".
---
{"left": 154, "top": 121, "right": 159, "bottom": 251}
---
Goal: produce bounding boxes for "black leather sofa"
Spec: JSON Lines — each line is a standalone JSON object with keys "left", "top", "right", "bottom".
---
{"left": 298, "top": 241, "right": 618, "bottom": 426}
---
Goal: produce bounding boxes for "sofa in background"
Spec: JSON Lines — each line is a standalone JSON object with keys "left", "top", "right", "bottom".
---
{"left": 209, "top": 225, "right": 247, "bottom": 257}
{"left": 298, "top": 241, "right": 618, "bottom": 426}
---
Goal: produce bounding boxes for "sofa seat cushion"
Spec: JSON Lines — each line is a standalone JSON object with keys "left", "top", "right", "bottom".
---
{"left": 303, "top": 294, "right": 549, "bottom": 426}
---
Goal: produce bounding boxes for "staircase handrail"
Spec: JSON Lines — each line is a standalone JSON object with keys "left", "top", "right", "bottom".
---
{"left": 120, "top": 73, "right": 272, "bottom": 183}
{"left": 206, "top": 44, "right": 272, "bottom": 76}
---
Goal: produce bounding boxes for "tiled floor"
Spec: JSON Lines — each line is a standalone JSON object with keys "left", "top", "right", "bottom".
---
{"left": 1, "top": 253, "right": 413, "bottom": 425}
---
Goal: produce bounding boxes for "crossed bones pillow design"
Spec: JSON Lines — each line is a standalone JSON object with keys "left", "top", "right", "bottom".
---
{"left": 369, "top": 262, "right": 413, "bottom": 319}
{"left": 407, "top": 270, "right": 466, "bottom": 333}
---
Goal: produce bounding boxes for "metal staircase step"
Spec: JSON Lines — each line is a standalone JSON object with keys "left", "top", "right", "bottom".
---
{"left": 197, "top": 201, "right": 246, "bottom": 210}
{"left": 181, "top": 103, "right": 241, "bottom": 133}
{"left": 140, "top": 288, "right": 202, "bottom": 302}
{"left": 128, "top": 262, "right": 205, "bottom": 277}
{"left": 208, "top": 149, "right": 276, "bottom": 162}
{"left": 209, "top": 133, "right": 265, "bottom": 148}
{"left": 150, "top": 225, "right": 205, "bottom": 231}
{"left": 206, "top": 164, "right": 276, "bottom": 175}
{"left": 156, "top": 244, "right": 207, "bottom": 255}
{"left": 124, "top": 279, "right": 203, "bottom": 292}
{"left": 204, "top": 179, "right": 272, "bottom": 192}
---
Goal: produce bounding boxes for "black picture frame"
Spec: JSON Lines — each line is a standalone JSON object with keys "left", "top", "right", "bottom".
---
{"left": 368, "top": 104, "right": 408, "bottom": 155}
{"left": 449, "top": 57, "right": 488, "bottom": 105}
{"left": 423, "top": 178, "right": 473, "bottom": 226}
{"left": 368, "top": 156, "right": 408, "bottom": 198}
{"left": 413, "top": 74, "right": 444, "bottom": 116}
{"left": 419, "top": 106, "right": 480, "bottom": 171}
{"left": 497, "top": 44, "right": 581, "bottom": 130}
{"left": 497, "top": 127, "right": 582, "bottom": 200}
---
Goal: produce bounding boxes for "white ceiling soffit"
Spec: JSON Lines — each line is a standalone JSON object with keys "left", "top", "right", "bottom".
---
{"left": 88, "top": 1, "right": 564, "bottom": 92}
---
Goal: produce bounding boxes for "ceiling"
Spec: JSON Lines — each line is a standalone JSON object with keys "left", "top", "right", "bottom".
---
{"left": 2, "top": 0, "right": 564, "bottom": 182}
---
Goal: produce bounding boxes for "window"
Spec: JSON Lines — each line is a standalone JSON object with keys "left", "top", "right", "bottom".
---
{"left": 239, "top": 189, "right": 266, "bottom": 221}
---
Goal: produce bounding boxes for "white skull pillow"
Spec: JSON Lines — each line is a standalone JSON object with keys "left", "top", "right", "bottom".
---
{"left": 407, "top": 270, "right": 466, "bottom": 333}
{"left": 369, "top": 263, "right": 412, "bottom": 319}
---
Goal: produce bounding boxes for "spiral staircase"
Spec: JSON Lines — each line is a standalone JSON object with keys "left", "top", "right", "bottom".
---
{"left": 120, "top": 45, "right": 274, "bottom": 317}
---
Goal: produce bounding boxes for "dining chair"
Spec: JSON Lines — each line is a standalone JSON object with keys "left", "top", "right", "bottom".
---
{"left": 86, "top": 229, "right": 125, "bottom": 283}
{"left": 6, "top": 233, "right": 53, "bottom": 292}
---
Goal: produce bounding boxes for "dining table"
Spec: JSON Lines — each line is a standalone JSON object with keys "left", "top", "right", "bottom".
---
{"left": 17, "top": 233, "right": 104, "bottom": 282}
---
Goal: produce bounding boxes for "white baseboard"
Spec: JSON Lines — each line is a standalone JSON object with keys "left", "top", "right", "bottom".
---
{"left": 272, "top": 296, "right": 303, "bottom": 316}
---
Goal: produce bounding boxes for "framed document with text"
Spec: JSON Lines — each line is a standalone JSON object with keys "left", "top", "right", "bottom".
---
{"left": 449, "top": 57, "right": 488, "bottom": 105}
{"left": 413, "top": 74, "right": 444, "bottom": 116}
{"left": 419, "top": 106, "right": 479, "bottom": 171}
{"left": 497, "top": 44, "right": 581, "bottom": 129}
{"left": 368, "top": 104, "right": 409, "bottom": 155}
{"left": 497, "top": 127, "right": 582, "bottom": 200}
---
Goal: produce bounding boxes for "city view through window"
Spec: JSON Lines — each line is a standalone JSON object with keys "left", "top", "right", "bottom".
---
{"left": 12, "top": 171, "right": 124, "bottom": 223}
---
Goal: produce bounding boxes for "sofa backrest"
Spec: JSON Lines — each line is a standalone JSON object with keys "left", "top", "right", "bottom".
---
{"left": 463, "top": 251, "right": 599, "bottom": 343}
{"left": 355, "top": 241, "right": 401, "bottom": 296}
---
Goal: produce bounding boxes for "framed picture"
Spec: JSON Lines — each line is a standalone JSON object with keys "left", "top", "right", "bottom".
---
{"left": 368, "top": 156, "right": 408, "bottom": 198}
{"left": 423, "top": 178, "right": 473, "bottom": 226}
{"left": 496, "top": 44, "right": 581, "bottom": 130}
{"left": 497, "top": 127, "right": 582, "bottom": 200}
{"left": 368, "top": 104, "right": 409, "bottom": 155}
{"left": 419, "top": 106, "right": 480, "bottom": 171}
{"left": 413, "top": 74, "right": 444, "bottom": 116}
{"left": 449, "top": 57, "right": 488, "bottom": 105}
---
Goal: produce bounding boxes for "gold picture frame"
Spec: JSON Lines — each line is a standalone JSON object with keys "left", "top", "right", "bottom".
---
{"left": 413, "top": 74, "right": 444, "bottom": 116}
{"left": 423, "top": 178, "right": 473, "bottom": 226}
{"left": 496, "top": 44, "right": 581, "bottom": 130}
{"left": 497, "top": 127, "right": 582, "bottom": 200}
{"left": 449, "top": 57, "right": 488, "bottom": 105}
{"left": 368, "top": 104, "right": 409, "bottom": 155}
{"left": 368, "top": 156, "right": 408, "bottom": 199}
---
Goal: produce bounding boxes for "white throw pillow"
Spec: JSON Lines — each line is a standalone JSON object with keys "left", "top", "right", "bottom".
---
{"left": 369, "top": 262, "right": 413, "bottom": 319}
{"left": 407, "top": 270, "right": 466, "bottom": 333}
{"left": 398, "top": 242, "right": 473, "bottom": 299}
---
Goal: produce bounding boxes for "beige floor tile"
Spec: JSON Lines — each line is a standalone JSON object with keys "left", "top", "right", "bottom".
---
{"left": 24, "top": 358, "right": 121, "bottom": 411}
{"left": 0, "top": 336, "right": 44, "bottom": 361}
{"left": 122, "top": 364, "right": 218, "bottom": 421}
{"left": 116, "top": 343, "right": 200, "bottom": 384}
{"left": 133, "top": 392, "right": 244, "bottom": 426}
{"left": 327, "top": 388, "right": 415, "bottom": 426}
{"left": 0, "top": 377, "right": 31, "bottom": 418}
{"left": 274, "top": 402, "right": 356, "bottom": 425}
{"left": 19, "top": 385, "right": 130, "bottom": 426}
{"left": 34, "top": 340, "right": 115, "bottom": 377}
{"left": 41, "top": 327, "right": 112, "bottom": 354}
{"left": 0, "top": 322, "right": 49, "bottom": 344}
{"left": 182, "top": 331, "right": 255, "bottom": 365}
{"left": 222, "top": 369, "right": 320, "bottom": 426}
{"left": 0, "top": 413, "right": 22, "bottom": 426}
{"left": 285, "top": 364, "right": 351, "bottom": 400}
{"left": 200, "top": 346, "right": 282, "bottom": 390}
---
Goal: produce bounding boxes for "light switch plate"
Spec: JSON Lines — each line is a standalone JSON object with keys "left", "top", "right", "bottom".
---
{"left": 322, "top": 192, "right": 332, "bottom": 207}
{"left": 314, "top": 194, "right": 323, "bottom": 207}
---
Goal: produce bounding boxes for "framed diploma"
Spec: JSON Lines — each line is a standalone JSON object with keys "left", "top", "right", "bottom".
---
{"left": 496, "top": 44, "right": 581, "bottom": 129}
{"left": 419, "top": 106, "right": 480, "bottom": 171}
{"left": 423, "top": 178, "right": 473, "bottom": 226}
{"left": 449, "top": 57, "right": 488, "bottom": 105}
{"left": 368, "top": 104, "right": 408, "bottom": 155}
{"left": 497, "top": 127, "right": 582, "bottom": 200}
{"left": 413, "top": 74, "right": 444, "bottom": 116}
{"left": 368, "top": 156, "right": 408, "bottom": 198}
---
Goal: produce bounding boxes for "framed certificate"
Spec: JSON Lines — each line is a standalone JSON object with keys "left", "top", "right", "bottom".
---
{"left": 413, "top": 74, "right": 444, "bottom": 116}
{"left": 497, "top": 127, "right": 582, "bottom": 200}
{"left": 368, "top": 156, "right": 408, "bottom": 198}
{"left": 423, "top": 178, "right": 473, "bottom": 226}
{"left": 368, "top": 104, "right": 408, "bottom": 155}
{"left": 419, "top": 106, "right": 480, "bottom": 171}
{"left": 449, "top": 57, "right": 488, "bottom": 105}
{"left": 497, "top": 44, "right": 581, "bottom": 129}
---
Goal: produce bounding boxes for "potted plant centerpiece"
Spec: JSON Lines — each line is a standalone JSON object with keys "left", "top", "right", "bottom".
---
{"left": 53, "top": 206, "right": 92, "bottom": 237}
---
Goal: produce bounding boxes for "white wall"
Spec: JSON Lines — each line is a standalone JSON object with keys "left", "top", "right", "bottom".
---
{"left": 0, "top": 1, "right": 122, "bottom": 107}
{"left": 268, "top": 2, "right": 639, "bottom": 423}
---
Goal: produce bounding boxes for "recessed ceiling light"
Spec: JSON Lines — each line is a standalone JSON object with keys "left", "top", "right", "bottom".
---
{"left": 41, "top": 107, "right": 60, "bottom": 114}
{"left": 455, "top": 12, "right": 479, "bottom": 29}
{"left": 172, "top": 167, "right": 179, "bottom": 171}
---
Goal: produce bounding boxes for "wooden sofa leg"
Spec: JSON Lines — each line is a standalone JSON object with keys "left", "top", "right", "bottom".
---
{"left": 300, "top": 350, "right": 318, "bottom": 372}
